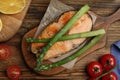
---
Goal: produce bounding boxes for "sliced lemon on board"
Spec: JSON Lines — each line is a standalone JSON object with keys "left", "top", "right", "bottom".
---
{"left": 0, "top": 19, "right": 2, "bottom": 31}
{"left": 0, "top": 0, "right": 26, "bottom": 14}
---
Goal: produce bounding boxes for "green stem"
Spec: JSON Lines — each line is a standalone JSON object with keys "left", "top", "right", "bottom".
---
{"left": 26, "top": 29, "right": 105, "bottom": 43}
{"left": 95, "top": 66, "right": 117, "bottom": 80}
{"left": 35, "top": 5, "right": 90, "bottom": 70}
{"left": 35, "top": 35, "right": 104, "bottom": 71}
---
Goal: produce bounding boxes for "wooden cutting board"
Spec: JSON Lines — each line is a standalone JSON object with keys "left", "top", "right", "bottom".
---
{"left": 0, "top": 0, "right": 31, "bottom": 42}
{"left": 22, "top": 9, "right": 120, "bottom": 75}
{"left": 22, "top": 8, "right": 120, "bottom": 75}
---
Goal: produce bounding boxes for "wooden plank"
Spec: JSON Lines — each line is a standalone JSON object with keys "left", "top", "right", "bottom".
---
{"left": 0, "top": 0, "right": 120, "bottom": 79}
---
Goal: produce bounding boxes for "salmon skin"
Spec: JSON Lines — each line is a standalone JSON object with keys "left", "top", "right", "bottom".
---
{"left": 31, "top": 11, "right": 92, "bottom": 60}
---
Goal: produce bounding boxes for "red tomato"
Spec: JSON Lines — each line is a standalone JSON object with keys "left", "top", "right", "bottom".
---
{"left": 88, "top": 77, "right": 96, "bottom": 80}
{"left": 87, "top": 61, "right": 103, "bottom": 77}
{"left": 7, "top": 65, "right": 21, "bottom": 80}
{"left": 88, "top": 77, "right": 100, "bottom": 80}
{"left": 0, "top": 44, "right": 10, "bottom": 60}
{"left": 100, "top": 54, "right": 116, "bottom": 71}
{"left": 101, "top": 72, "right": 118, "bottom": 80}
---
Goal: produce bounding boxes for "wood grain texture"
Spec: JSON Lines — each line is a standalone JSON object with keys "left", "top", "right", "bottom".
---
{"left": 0, "top": 0, "right": 120, "bottom": 80}
{"left": 0, "top": 0, "right": 31, "bottom": 42}
{"left": 21, "top": 8, "right": 120, "bottom": 76}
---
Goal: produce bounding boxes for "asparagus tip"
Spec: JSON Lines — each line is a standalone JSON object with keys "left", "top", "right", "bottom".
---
{"left": 25, "top": 37, "right": 32, "bottom": 43}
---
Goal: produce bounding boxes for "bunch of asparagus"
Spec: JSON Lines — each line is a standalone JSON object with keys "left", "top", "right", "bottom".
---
{"left": 26, "top": 5, "right": 105, "bottom": 71}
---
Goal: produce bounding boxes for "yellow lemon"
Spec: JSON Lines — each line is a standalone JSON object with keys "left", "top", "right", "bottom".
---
{"left": 0, "top": 0, "right": 26, "bottom": 14}
{"left": 0, "top": 19, "right": 2, "bottom": 31}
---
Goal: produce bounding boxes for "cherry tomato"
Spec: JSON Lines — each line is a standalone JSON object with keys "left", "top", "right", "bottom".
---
{"left": 100, "top": 54, "right": 116, "bottom": 71}
{"left": 101, "top": 72, "right": 118, "bottom": 80}
{"left": 88, "top": 77, "right": 100, "bottom": 80}
{"left": 0, "top": 44, "right": 10, "bottom": 60}
{"left": 87, "top": 61, "right": 103, "bottom": 77}
{"left": 7, "top": 65, "right": 21, "bottom": 80}
{"left": 88, "top": 77, "right": 96, "bottom": 80}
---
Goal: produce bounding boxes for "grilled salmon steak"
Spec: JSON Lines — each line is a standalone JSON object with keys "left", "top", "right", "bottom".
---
{"left": 31, "top": 11, "right": 92, "bottom": 60}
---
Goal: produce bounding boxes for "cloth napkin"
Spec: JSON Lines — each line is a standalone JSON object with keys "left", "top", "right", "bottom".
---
{"left": 111, "top": 41, "right": 120, "bottom": 79}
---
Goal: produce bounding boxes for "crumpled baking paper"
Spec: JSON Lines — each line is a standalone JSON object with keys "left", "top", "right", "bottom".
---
{"left": 34, "top": 0, "right": 96, "bottom": 69}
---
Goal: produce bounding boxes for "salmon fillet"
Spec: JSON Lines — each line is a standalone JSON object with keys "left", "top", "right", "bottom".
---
{"left": 31, "top": 11, "right": 92, "bottom": 60}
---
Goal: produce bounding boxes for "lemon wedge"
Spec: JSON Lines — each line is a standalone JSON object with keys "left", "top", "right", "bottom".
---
{"left": 0, "top": 19, "right": 2, "bottom": 31}
{"left": 0, "top": 0, "right": 26, "bottom": 14}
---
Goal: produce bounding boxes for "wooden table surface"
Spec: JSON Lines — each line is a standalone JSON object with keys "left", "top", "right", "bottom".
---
{"left": 1, "top": 0, "right": 120, "bottom": 80}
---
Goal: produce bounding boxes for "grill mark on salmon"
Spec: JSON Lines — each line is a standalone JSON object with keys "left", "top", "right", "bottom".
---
{"left": 31, "top": 11, "right": 92, "bottom": 60}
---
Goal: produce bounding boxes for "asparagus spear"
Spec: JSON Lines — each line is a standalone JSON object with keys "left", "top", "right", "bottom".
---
{"left": 35, "top": 5, "right": 90, "bottom": 70}
{"left": 35, "top": 35, "right": 104, "bottom": 71}
{"left": 26, "top": 29, "right": 105, "bottom": 43}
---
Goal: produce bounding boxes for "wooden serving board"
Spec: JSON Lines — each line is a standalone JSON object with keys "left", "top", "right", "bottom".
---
{"left": 22, "top": 8, "right": 120, "bottom": 75}
{"left": 0, "top": 0, "right": 31, "bottom": 42}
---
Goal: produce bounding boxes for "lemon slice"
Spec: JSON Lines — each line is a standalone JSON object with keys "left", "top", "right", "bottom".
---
{"left": 0, "top": 19, "right": 2, "bottom": 31}
{"left": 0, "top": 0, "right": 26, "bottom": 14}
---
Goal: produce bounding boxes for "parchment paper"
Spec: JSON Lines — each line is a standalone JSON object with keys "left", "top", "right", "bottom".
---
{"left": 34, "top": 0, "right": 74, "bottom": 37}
{"left": 34, "top": 0, "right": 96, "bottom": 69}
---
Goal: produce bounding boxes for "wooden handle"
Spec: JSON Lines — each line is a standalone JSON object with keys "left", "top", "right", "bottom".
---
{"left": 105, "top": 8, "right": 120, "bottom": 24}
